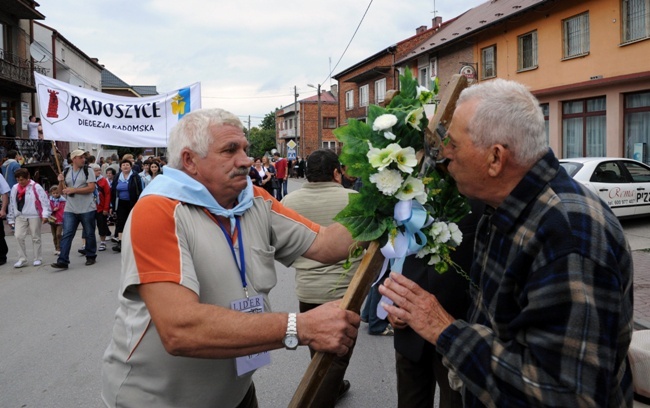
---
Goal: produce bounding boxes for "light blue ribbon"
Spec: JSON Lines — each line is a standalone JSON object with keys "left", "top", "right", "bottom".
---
{"left": 375, "top": 199, "right": 432, "bottom": 319}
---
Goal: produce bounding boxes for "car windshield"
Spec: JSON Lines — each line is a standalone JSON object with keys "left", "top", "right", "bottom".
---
{"left": 559, "top": 162, "right": 583, "bottom": 177}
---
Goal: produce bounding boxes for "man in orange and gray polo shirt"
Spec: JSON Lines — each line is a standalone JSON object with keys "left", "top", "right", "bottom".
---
{"left": 101, "top": 108, "right": 361, "bottom": 408}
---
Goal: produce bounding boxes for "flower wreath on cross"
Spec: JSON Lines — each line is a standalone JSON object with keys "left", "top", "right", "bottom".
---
{"left": 334, "top": 70, "right": 470, "bottom": 291}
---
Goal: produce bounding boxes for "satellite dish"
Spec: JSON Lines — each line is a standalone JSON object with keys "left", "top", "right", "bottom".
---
{"left": 30, "top": 42, "right": 50, "bottom": 63}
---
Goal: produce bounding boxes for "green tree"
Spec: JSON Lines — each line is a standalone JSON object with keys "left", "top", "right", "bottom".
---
{"left": 259, "top": 110, "right": 277, "bottom": 131}
{"left": 247, "top": 127, "right": 277, "bottom": 158}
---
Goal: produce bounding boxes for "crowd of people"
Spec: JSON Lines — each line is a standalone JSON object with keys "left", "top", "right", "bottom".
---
{"left": 0, "top": 78, "right": 638, "bottom": 408}
{"left": 0, "top": 148, "right": 165, "bottom": 269}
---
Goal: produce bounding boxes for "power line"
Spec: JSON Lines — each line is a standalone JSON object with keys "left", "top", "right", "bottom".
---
{"left": 321, "top": 0, "right": 374, "bottom": 85}
{"left": 203, "top": 93, "right": 297, "bottom": 100}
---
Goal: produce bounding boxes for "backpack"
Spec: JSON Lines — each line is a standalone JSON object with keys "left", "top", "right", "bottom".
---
{"left": 63, "top": 165, "right": 89, "bottom": 181}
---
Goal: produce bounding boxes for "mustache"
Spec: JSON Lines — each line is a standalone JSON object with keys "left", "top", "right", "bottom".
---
{"left": 230, "top": 167, "right": 250, "bottom": 178}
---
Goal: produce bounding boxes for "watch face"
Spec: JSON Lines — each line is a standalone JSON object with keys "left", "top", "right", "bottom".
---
{"left": 284, "top": 335, "right": 299, "bottom": 349}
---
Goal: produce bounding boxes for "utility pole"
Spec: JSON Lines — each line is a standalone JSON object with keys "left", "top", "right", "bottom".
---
{"left": 294, "top": 85, "right": 299, "bottom": 157}
{"left": 316, "top": 83, "right": 322, "bottom": 150}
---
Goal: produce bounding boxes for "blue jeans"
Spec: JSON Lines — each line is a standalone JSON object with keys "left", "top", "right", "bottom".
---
{"left": 361, "top": 276, "right": 389, "bottom": 334}
{"left": 275, "top": 179, "right": 289, "bottom": 200}
{"left": 58, "top": 211, "right": 97, "bottom": 264}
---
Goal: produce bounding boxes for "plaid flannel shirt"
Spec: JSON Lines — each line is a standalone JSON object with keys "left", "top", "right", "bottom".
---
{"left": 437, "top": 150, "right": 633, "bottom": 407}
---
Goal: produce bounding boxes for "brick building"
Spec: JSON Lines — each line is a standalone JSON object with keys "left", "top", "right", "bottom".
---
{"left": 332, "top": 17, "right": 450, "bottom": 127}
{"left": 275, "top": 86, "right": 338, "bottom": 158}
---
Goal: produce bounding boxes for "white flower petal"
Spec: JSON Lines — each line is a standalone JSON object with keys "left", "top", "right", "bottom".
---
{"left": 372, "top": 114, "right": 398, "bottom": 131}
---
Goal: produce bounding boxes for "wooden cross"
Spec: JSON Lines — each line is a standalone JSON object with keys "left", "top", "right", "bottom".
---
{"left": 288, "top": 74, "right": 469, "bottom": 408}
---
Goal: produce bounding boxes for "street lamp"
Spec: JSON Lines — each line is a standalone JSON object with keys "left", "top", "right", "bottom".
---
{"left": 307, "top": 83, "right": 322, "bottom": 151}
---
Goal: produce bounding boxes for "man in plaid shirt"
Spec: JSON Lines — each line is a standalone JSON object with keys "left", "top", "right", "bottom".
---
{"left": 380, "top": 79, "right": 633, "bottom": 407}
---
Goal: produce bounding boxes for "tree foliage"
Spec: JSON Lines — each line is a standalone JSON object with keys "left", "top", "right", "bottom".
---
{"left": 247, "top": 127, "right": 277, "bottom": 158}
{"left": 259, "top": 110, "right": 277, "bottom": 131}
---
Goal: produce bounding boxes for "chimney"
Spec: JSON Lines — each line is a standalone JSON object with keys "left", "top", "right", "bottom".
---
{"left": 432, "top": 16, "right": 443, "bottom": 28}
{"left": 416, "top": 25, "right": 427, "bottom": 34}
{"left": 330, "top": 84, "right": 338, "bottom": 99}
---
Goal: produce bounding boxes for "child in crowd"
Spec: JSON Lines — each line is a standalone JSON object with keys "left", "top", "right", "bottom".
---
{"left": 91, "top": 164, "right": 111, "bottom": 251}
{"left": 6, "top": 168, "right": 51, "bottom": 267}
{"left": 49, "top": 185, "right": 66, "bottom": 256}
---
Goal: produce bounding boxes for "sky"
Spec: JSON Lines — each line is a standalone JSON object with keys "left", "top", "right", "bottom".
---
{"left": 36, "top": 0, "right": 486, "bottom": 128}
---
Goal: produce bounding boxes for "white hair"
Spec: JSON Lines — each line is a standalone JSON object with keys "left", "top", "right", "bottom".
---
{"left": 457, "top": 79, "right": 548, "bottom": 166}
{"left": 167, "top": 108, "right": 243, "bottom": 169}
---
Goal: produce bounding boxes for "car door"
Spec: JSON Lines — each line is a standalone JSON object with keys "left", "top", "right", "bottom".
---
{"left": 620, "top": 160, "right": 650, "bottom": 217}
{"left": 588, "top": 160, "right": 637, "bottom": 217}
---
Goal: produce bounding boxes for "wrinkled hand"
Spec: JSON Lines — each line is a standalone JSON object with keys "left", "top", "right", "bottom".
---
{"left": 379, "top": 272, "right": 455, "bottom": 345}
{"left": 298, "top": 300, "right": 360, "bottom": 357}
{"left": 387, "top": 312, "right": 408, "bottom": 330}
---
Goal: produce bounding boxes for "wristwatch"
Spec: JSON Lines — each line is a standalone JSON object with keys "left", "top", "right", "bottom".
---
{"left": 282, "top": 313, "right": 299, "bottom": 350}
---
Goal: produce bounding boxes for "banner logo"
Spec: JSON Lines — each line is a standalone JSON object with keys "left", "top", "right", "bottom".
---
{"left": 171, "top": 87, "right": 191, "bottom": 120}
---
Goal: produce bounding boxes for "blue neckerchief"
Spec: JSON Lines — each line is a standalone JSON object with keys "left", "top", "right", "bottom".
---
{"left": 118, "top": 171, "right": 132, "bottom": 182}
{"left": 141, "top": 166, "right": 254, "bottom": 234}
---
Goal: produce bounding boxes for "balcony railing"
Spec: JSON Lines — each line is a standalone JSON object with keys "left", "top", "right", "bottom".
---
{"left": 0, "top": 49, "right": 47, "bottom": 89}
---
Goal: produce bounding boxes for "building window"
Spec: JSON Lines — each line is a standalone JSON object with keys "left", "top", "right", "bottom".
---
{"left": 323, "top": 117, "right": 337, "bottom": 129}
{"left": 540, "top": 103, "right": 550, "bottom": 145}
{"left": 359, "top": 85, "right": 369, "bottom": 107}
{"left": 622, "top": 0, "right": 650, "bottom": 43}
{"left": 418, "top": 64, "right": 429, "bottom": 88}
{"left": 517, "top": 31, "right": 538, "bottom": 71}
{"left": 562, "top": 96, "right": 606, "bottom": 158}
{"left": 345, "top": 90, "right": 354, "bottom": 110}
{"left": 481, "top": 45, "right": 497, "bottom": 79}
{"left": 323, "top": 141, "right": 337, "bottom": 150}
{"left": 375, "top": 78, "right": 386, "bottom": 104}
{"left": 624, "top": 91, "right": 650, "bottom": 163}
{"left": 563, "top": 12, "right": 590, "bottom": 59}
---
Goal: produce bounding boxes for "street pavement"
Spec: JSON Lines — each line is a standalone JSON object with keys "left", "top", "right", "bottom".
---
{"left": 0, "top": 177, "right": 649, "bottom": 407}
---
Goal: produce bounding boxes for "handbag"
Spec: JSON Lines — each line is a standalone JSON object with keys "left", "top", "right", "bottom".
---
{"left": 271, "top": 177, "right": 280, "bottom": 190}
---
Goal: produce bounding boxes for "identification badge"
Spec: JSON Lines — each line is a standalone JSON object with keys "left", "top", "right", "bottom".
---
{"left": 230, "top": 294, "right": 271, "bottom": 376}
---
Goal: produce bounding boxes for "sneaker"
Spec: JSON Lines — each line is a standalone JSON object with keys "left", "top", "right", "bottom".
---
{"left": 98, "top": 242, "right": 106, "bottom": 251}
{"left": 78, "top": 247, "right": 86, "bottom": 256}
{"left": 33, "top": 260, "right": 42, "bottom": 267}
{"left": 54, "top": 251, "right": 60, "bottom": 256}
{"left": 50, "top": 262, "right": 68, "bottom": 270}
{"left": 85, "top": 258, "right": 96, "bottom": 266}
{"left": 370, "top": 324, "right": 394, "bottom": 336}
{"left": 113, "top": 242, "right": 121, "bottom": 252}
{"left": 379, "top": 325, "right": 394, "bottom": 336}
{"left": 14, "top": 259, "right": 27, "bottom": 268}
{"left": 111, "top": 236, "right": 119, "bottom": 242}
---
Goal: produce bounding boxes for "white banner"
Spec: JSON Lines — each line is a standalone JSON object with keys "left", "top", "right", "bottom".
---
{"left": 34, "top": 72, "right": 201, "bottom": 147}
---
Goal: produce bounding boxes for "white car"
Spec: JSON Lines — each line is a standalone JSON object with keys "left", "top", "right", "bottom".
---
{"left": 559, "top": 157, "right": 650, "bottom": 218}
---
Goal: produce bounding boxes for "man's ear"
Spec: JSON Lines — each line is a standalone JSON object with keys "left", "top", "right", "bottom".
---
{"left": 181, "top": 150, "right": 198, "bottom": 174}
{"left": 333, "top": 168, "right": 343, "bottom": 184}
{"left": 487, "top": 144, "right": 508, "bottom": 177}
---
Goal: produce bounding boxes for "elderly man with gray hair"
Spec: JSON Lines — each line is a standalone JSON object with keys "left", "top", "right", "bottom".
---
{"left": 380, "top": 79, "right": 633, "bottom": 406}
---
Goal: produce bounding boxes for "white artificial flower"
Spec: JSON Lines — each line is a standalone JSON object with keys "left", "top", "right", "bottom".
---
{"left": 448, "top": 222, "right": 462, "bottom": 246}
{"left": 369, "top": 168, "right": 403, "bottom": 196}
{"left": 405, "top": 107, "right": 425, "bottom": 131}
{"left": 416, "top": 86, "right": 434, "bottom": 104}
{"left": 396, "top": 176, "right": 427, "bottom": 204}
{"left": 427, "top": 254, "right": 442, "bottom": 265}
{"left": 437, "top": 223, "right": 451, "bottom": 244}
{"left": 383, "top": 131, "right": 397, "bottom": 140}
{"left": 372, "top": 114, "right": 398, "bottom": 131}
{"left": 393, "top": 146, "right": 418, "bottom": 174}
{"left": 367, "top": 143, "right": 393, "bottom": 171}
{"left": 430, "top": 222, "right": 451, "bottom": 243}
